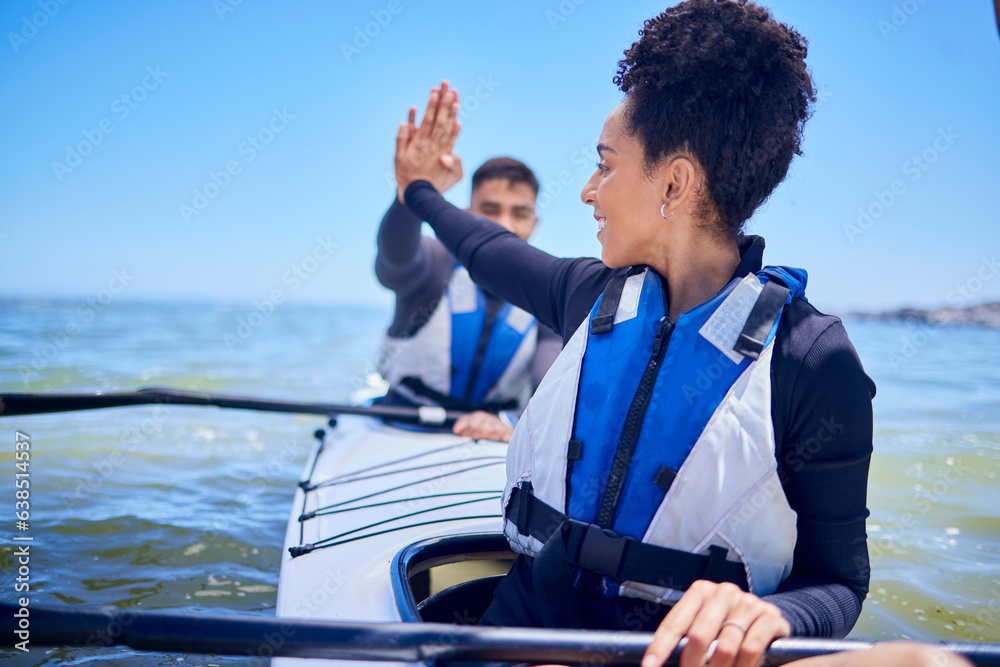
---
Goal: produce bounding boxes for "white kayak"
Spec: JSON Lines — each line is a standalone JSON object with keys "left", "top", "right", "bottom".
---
{"left": 275, "top": 414, "right": 515, "bottom": 667}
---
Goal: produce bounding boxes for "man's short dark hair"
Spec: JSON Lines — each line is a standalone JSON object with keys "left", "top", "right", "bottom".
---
{"left": 615, "top": 0, "right": 816, "bottom": 239}
{"left": 472, "top": 157, "right": 540, "bottom": 197}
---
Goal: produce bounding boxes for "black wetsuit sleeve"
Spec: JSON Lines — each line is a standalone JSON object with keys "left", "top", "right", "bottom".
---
{"left": 374, "top": 198, "right": 456, "bottom": 338}
{"left": 405, "top": 180, "right": 614, "bottom": 341}
{"left": 764, "top": 312, "right": 875, "bottom": 637}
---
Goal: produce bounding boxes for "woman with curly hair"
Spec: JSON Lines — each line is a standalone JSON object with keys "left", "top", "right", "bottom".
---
{"left": 387, "top": 2, "right": 954, "bottom": 665}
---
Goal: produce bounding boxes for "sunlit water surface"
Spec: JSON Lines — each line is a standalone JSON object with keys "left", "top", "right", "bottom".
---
{"left": 0, "top": 301, "right": 997, "bottom": 665}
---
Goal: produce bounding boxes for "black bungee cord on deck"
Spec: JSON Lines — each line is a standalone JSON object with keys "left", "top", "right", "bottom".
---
{"left": 302, "top": 439, "right": 494, "bottom": 488}
{"left": 305, "top": 462, "right": 504, "bottom": 513}
{"left": 305, "top": 455, "right": 505, "bottom": 492}
{"left": 301, "top": 490, "right": 504, "bottom": 521}
{"left": 290, "top": 433, "right": 506, "bottom": 558}
{"left": 297, "top": 495, "right": 504, "bottom": 555}
{"left": 290, "top": 515, "right": 503, "bottom": 556}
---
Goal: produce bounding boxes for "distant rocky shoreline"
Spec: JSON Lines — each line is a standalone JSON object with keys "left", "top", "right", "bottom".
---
{"left": 847, "top": 302, "right": 1000, "bottom": 328}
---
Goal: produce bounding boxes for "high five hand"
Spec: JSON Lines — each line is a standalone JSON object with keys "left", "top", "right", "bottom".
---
{"left": 395, "top": 80, "right": 463, "bottom": 204}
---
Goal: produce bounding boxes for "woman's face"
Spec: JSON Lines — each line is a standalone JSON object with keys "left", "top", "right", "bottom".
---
{"left": 581, "top": 103, "right": 667, "bottom": 269}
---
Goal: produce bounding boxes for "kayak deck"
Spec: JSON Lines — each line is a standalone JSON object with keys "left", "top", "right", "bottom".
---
{"left": 276, "top": 415, "right": 512, "bottom": 667}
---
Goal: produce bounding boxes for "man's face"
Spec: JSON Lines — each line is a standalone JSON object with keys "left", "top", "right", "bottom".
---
{"left": 469, "top": 178, "right": 538, "bottom": 241}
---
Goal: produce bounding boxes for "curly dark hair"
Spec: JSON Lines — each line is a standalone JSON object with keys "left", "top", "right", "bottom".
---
{"left": 614, "top": 0, "right": 815, "bottom": 239}
{"left": 472, "top": 157, "right": 539, "bottom": 196}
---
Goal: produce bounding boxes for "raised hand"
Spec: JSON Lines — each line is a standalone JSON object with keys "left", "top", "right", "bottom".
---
{"left": 395, "top": 80, "right": 463, "bottom": 204}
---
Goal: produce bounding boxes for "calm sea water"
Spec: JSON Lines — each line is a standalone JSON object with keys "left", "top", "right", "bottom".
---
{"left": 0, "top": 300, "right": 998, "bottom": 665}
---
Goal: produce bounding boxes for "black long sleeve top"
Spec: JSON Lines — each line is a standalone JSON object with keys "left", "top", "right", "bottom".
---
{"left": 404, "top": 180, "right": 875, "bottom": 638}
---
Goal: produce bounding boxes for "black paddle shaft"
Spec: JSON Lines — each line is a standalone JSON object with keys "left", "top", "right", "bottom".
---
{"left": 11, "top": 603, "right": 649, "bottom": 663}
{"left": 4, "top": 603, "right": 1000, "bottom": 665}
{"left": 0, "top": 387, "right": 465, "bottom": 426}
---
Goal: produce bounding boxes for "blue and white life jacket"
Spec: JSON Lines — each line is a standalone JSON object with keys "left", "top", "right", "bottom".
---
{"left": 377, "top": 266, "right": 538, "bottom": 411}
{"left": 503, "top": 265, "right": 807, "bottom": 604}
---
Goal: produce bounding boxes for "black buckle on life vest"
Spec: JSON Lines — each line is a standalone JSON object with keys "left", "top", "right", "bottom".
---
{"left": 562, "top": 519, "right": 636, "bottom": 581}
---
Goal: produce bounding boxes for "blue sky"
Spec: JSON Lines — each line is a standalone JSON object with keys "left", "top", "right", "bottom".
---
{"left": 1, "top": 0, "right": 998, "bottom": 314}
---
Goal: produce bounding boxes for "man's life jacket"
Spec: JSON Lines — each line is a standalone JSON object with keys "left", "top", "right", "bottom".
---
{"left": 378, "top": 266, "right": 538, "bottom": 412}
{"left": 503, "top": 265, "right": 807, "bottom": 605}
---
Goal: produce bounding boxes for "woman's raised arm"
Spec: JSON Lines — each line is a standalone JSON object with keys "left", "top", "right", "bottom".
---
{"left": 404, "top": 180, "right": 608, "bottom": 339}
{"left": 393, "top": 82, "right": 613, "bottom": 338}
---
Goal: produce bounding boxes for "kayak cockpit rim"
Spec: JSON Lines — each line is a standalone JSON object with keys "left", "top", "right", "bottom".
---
{"left": 391, "top": 533, "right": 515, "bottom": 624}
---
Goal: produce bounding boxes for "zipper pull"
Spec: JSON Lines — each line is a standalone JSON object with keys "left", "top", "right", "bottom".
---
{"left": 651, "top": 317, "right": 673, "bottom": 356}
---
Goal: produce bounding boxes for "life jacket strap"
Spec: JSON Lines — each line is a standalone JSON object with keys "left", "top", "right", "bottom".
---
{"left": 507, "top": 484, "right": 749, "bottom": 592}
{"left": 463, "top": 296, "right": 504, "bottom": 402}
{"left": 590, "top": 272, "right": 630, "bottom": 335}
{"left": 733, "top": 279, "right": 790, "bottom": 360}
{"left": 590, "top": 267, "right": 647, "bottom": 335}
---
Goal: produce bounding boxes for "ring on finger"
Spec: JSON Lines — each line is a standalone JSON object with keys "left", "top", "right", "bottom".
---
{"left": 720, "top": 620, "right": 748, "bottom": 634}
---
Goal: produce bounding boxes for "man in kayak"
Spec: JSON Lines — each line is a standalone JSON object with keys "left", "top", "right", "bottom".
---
{"left": 374, "top": 155, "right": 561, "bottom": 442}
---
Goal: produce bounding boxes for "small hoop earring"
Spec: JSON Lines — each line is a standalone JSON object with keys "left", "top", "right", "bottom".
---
{"left": 660, "top": 204, "right": 673, "bottom": 220}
